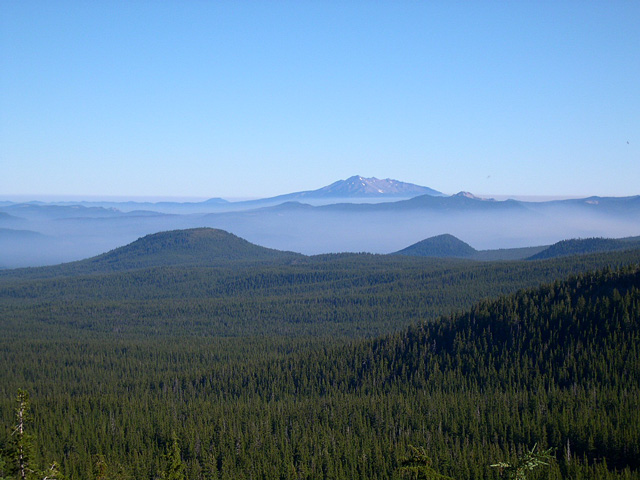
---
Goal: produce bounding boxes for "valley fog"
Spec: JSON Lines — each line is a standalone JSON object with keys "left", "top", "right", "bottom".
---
{"left": 1, "top": 195, "right": 639, "bottom": 268}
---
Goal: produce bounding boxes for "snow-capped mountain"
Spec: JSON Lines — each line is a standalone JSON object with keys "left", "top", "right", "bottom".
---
{"left": 282, "top": 175, "right": 442, "bottom": 200}
{"left": 310, "top": 176, "right": 442, "bottom": 197}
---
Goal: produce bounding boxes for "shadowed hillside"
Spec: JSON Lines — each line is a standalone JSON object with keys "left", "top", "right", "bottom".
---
{"left": 528, "top": 236, "right": 640, "bottom": 260}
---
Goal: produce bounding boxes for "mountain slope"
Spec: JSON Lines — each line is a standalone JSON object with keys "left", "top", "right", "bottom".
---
{"left": 540, "top": 195, "right": 640, "bottom": 214}
{"left": 398, "top": 191, "right": 527, "bottom": 211}
{"left": 299, "top": 190, "right": 529, "bottom": 213}
{"left": 528, "top": 236, "right": 640, "bottom": 260}
{"left": 333, "top": 264, "right": 640, "bottom": 474}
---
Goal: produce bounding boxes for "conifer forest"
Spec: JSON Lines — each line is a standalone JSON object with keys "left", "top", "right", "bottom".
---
{"left": 0, "top": 230, "right": 639, "bottom": 479}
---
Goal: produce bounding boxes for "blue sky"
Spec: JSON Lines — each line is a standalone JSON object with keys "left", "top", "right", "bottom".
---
{"left": 1, "top": 1, "right": 638, "bottom": 200}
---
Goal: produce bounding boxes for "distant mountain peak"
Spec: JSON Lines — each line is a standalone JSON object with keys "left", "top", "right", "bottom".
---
{"left": 308, "top": 176, "right": 442, "bottom": 198}
{"left": 453, "top": 191, "right": 493, "bottom": 201}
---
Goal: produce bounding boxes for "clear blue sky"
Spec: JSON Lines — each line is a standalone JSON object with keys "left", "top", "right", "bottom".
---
{"left": 1, "top": 1, "right": 638, "bottom": 200}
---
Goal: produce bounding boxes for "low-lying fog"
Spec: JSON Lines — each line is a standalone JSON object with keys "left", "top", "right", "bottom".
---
{"left": 1, "top": 197, "right": 638, "bottom": 268}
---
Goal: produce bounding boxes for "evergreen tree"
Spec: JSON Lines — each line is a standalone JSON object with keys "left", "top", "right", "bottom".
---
{"left": 40, "top": 461, "right": 65, "bottom": 480}
{"left": 491, "top": 444, "right": 554, "bottom": 480}
{"left": 5, "top": 391, "right": 65, "bottom": 480}
{"left": 398, "top": 446, "right": 454, "bottom": 480}
{"left": 0, "top": 453, "right": 10, "bottom": 480}
{"left": 162, "top": 433, "right": 185, "bottom": 480}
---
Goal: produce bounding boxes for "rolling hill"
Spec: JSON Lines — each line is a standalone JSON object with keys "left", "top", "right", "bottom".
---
{"left": 0, "top": 228, "right": 302, "bottom": 280}
{"left": 2, "top": 227, "right": 640, "bottom": 341}
{"left": 394, "top": 233, "right": 477, "bottom": 258}
{"left": 89, "top": 227, "right": 301, "bottom": 268}
{"left": 396, "top": 234, "right": 640, "bottom": 261}
{"left": 394, "top": 233, "right": 547, "bottom": 260}
{"left": 528, "top": 236, "right": 640, "bottom": 260}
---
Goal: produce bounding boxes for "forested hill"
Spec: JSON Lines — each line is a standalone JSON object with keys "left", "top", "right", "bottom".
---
{"left": 395, "top": 234, "right": 640, "bottom": 261}
{"left": 1, "top": 230, "right": 640, "bottom": 478}
{"left": 394, "top": 233, "right": 549, "bottom": 261}
{"left": 193, "top": 263, "right": 640, "bottom": 478}
{"left": 311, "top": 264, "right": 640, "bottom": 477}
{"left": 394, "top": 233, "right": 477, "bottom": 258}
{"left": 0, "top": 228, "right": 302, "bottom": 280}
{"left": 528, "top": 236, "right": 640, "bottom": 260}
{"left": 348, "top": 262, "right": 640, "bottom": 423}
{"left": 3, "top": 247, "right": 640, "bottom": 340}
{"left": 89, "top": 228, "right": 301, "bottom": 269}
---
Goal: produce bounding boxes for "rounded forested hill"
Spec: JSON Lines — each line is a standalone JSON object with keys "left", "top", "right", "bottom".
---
{"left": 87, "top": 228, "right": 302, "bottom": 270}
{"left": 394, "top": 233, "right": 477, "bottom": 258}
{"left": 0, "top": 228, "right": 302, "bottom": 279}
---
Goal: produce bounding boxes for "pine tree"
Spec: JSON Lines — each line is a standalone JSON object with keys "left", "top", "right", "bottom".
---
{"left": 398, "top": 445, "right": 454, "bottom": 480}
{"left": 491, "top": 444, "right": 554, "bottom": 480}
{"left": 0, "top": 453, "right": 10, "bottom": 480}
{"left": 162, "top": 433, "right": 185, "bottom": 480}
{"left": 41, "top": 461, "right": 65, "bottom": 480}
{"left": 6, "top": 391, "right": 66, "bottom": 480}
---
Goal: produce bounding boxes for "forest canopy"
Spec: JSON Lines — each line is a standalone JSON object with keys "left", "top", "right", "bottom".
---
{"left": 1, "top": 240, "right": 639, "bottom": 479}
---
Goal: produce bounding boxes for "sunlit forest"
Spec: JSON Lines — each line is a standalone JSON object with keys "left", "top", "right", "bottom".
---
{"left": 1, "top": 230, "right": 639, "bottom": 479}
